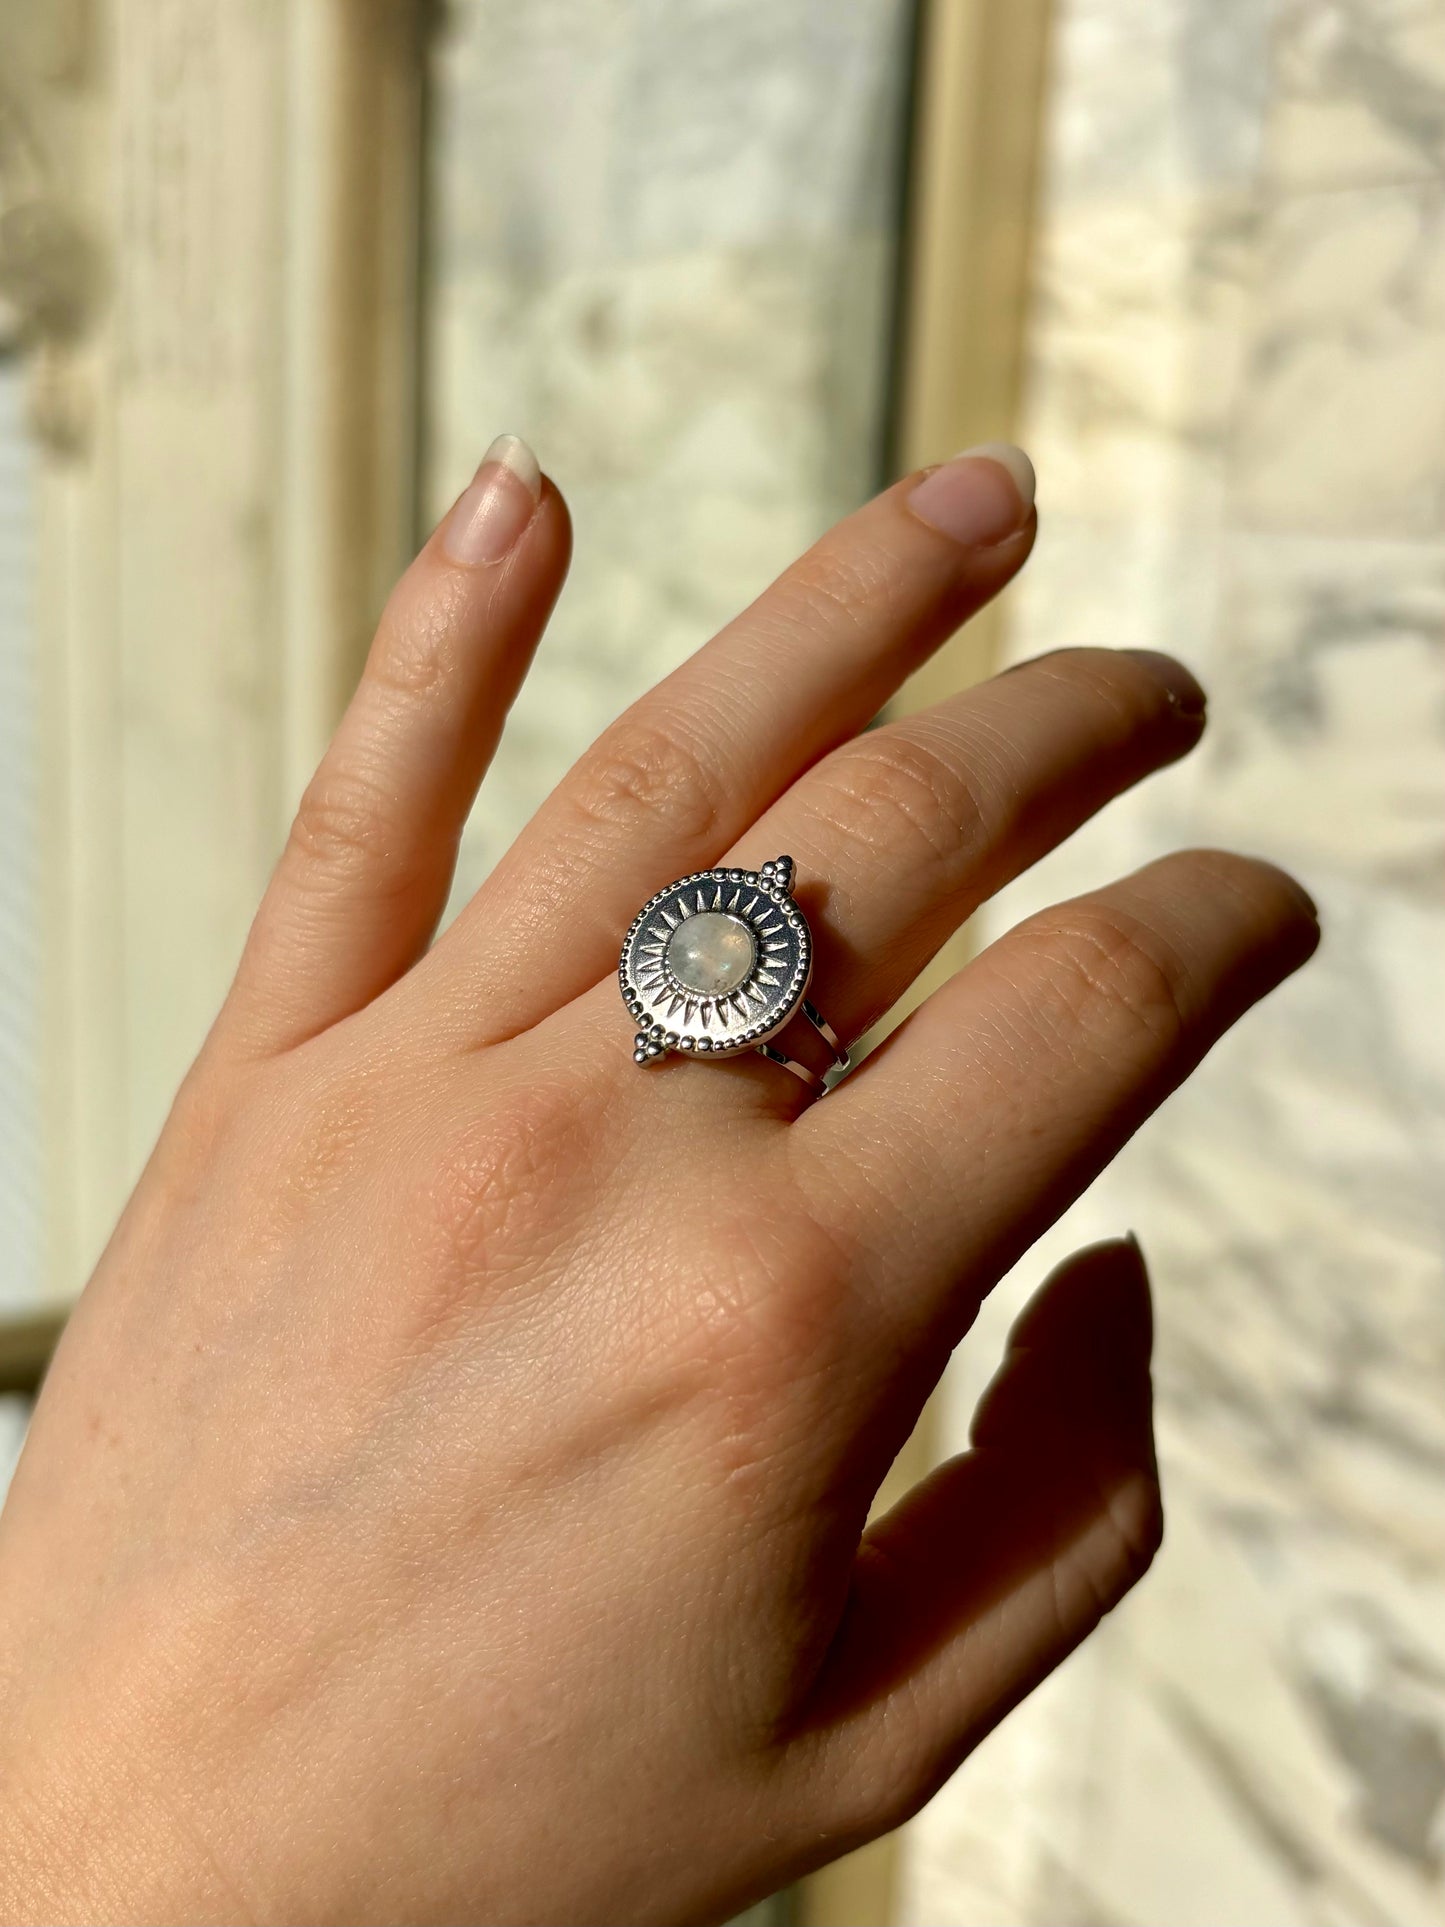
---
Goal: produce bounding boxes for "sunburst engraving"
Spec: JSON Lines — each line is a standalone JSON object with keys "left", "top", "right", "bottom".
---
{"left": 620, "top": 861, "right": 812, "bottom": 1067}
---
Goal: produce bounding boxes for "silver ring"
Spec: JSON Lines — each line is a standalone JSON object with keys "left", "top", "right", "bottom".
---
{"left": 619, "top": 856, "right": 850, "bottom": 1097}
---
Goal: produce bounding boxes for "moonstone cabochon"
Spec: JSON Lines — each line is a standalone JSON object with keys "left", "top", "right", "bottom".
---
{"left": 619, "top": 868, "right": 811, "bottom": 1057}
{"left": 664, "top": 911, "right": 756, "bottom": 997}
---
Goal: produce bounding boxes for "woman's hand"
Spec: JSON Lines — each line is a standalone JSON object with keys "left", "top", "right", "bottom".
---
{"left": 0, "top": 440, "right": 1317, "bottom": 1925}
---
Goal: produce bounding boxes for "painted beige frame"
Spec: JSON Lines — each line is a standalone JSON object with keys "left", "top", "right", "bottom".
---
{"left": 891, "top": 0, "right": 1053, "bottom": 710}
{"left": 798, "top": 4, "right": 1053, "bottom": 1922}
{"left": 4, "top": 0, "right": 422, "bottom": 1305}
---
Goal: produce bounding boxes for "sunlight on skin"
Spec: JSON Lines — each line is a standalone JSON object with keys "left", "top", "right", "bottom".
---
{"left": 0, "top": 445, "right": 1315, "bottom": 1925}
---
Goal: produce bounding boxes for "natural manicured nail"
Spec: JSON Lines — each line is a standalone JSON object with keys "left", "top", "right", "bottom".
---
{"left": 1123, "top": 648, "right": 1208, "bottom": 723}
{"left": 908, "top": 442, "right": 1036, "bottom": 548}
{"left": 443, "top": 434, "right": 542, "bottom": 566}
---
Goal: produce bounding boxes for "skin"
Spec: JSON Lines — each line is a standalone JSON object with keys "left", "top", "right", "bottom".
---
{"left": 0, "top": 452, "right": 1318, "bottom": 1925}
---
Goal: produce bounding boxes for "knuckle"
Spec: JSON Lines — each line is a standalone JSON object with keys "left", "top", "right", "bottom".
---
{"left": 367, "top": 567, "right": 475, "bottom": 704}
{"left": 1027, "top": 900, "right": 1195, "bottom": 1051}
{"left": 819, "top": 1714, "right": 941, "bottom": 1846}
{"left": 654, "top": 1208, "right": 858, "bottom": 1523}
{"left": 1111, "top": 1478, "right": 1166, "bottom": 1586}
{"left": 1034, "top": 646, "right": 1174, "bottom": 733}
{"left": 288, "top": 766, "right": 403, "bottom": 882}
{"left": 407, "top": 1066, "right": 620, "bottom": 1336}
{"left": 278, "top": 1074, "right": 385, "bottom": 1214}
{"left": 568, "top": 716, "right": 727, "bottom": 850}
{"left": 420, "top": 1091, "right": 573, "bottom": 1280}
{"left": 367, "top": 619, "right": 449, "bottom": 705}
{"left": 765, "top": 542, "right": 898, "bottom": 642}
{"left": 809, "top": 730, "right": 984, "bottom": 879}
{"left": 1055, "top": 1477, "right": 1165, "bottom": 1638}
{"left": 663, "top": 1205, "right": 847, "bottom": 1391}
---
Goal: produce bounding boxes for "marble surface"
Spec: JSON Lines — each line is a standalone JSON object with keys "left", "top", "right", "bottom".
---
{"left": 1236, "top": 183, "right": 1445, "bottom": 537}
{"left": 1268, "top": 0, "right": 1445, "bottom": 191}
{"left": 902, "top": 2, "right": 1445, "bottom": 1922}
{"left": 424, "top": 0, "right": 911, "bottom": 898}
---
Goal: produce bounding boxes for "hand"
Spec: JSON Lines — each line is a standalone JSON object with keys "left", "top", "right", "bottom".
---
{"left": 0, "top": 440, "right": 1317, "bottom": 1925}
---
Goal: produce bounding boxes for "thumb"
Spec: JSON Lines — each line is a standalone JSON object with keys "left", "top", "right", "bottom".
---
{"left": 791, "top": 1236, "right": 1162, "bottom": 1843}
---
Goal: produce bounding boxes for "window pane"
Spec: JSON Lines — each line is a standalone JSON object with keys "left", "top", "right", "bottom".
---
{"left": 423, "top": 0, "right": 914, "bottom": 903}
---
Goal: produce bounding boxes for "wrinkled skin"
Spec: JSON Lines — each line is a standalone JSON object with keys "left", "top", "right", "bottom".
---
{"left": 0, "top": 449, "right": 1317, "bottom": 1924}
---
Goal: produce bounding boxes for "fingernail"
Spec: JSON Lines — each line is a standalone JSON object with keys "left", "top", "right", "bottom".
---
{"left": 1283, "top": 870, "right": 1321, "bottom": 924}
{"left": 443, "top": 434, "right": 542, "bottom": 566}
{"left": 908, "top": 442, "right": 1036, "bottom": 549}
{"left": 1123, "top": 649, "right": 1208, "bottom": 723}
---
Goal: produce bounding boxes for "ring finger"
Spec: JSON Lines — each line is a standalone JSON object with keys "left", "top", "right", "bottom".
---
{"left": 726, "top": 643, "right": 1208, "bottom": 1054}
{"left": 553, "top": 643, "right": 1209, "bottom": 1102}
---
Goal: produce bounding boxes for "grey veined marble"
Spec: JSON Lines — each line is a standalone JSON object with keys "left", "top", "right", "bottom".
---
{"left": 903, "top": 3, "right": 1445, "bottom": 1924}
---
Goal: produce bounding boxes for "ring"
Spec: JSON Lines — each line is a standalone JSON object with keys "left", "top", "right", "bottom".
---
{"left": 619, "top": 856, "right": 850, "bottom": 1097}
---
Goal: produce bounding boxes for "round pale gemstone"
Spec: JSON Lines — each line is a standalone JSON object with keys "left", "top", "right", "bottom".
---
{"left": 665, "top": 912, "right": 756, "bottom": 997}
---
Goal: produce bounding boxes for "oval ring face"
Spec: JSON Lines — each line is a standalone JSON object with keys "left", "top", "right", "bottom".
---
{"left": 619, "top": 868, "right": 812, "bottom": 1057}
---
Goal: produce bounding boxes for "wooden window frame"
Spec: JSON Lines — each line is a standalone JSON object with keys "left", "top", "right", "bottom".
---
{"left": 800, "top": 5, "right": 1052, "bottom": 1921}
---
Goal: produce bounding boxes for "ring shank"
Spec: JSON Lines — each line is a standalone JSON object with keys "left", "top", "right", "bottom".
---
{"left": 755, "top": 1000, "right": 851, "bottom": 1097}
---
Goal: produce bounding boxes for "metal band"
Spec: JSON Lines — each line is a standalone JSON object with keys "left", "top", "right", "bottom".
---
{"left": 755, "top": 1043, "right": 827, "bottom": 1096}
{"left": 802, "top": 1000, "right": 850, "bottom": 1071}
{"left": 754, "top": 1000, "right": 850, "bottom": 1097}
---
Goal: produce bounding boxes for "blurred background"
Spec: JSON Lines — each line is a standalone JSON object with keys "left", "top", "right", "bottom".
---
{"left": 1, "top": 2, "right": 1442, "bottom": 1922}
